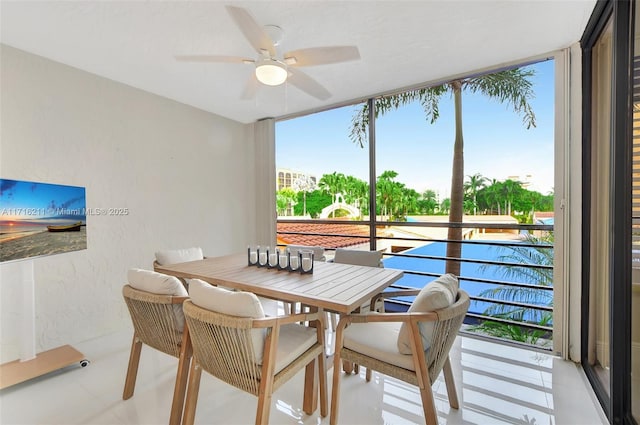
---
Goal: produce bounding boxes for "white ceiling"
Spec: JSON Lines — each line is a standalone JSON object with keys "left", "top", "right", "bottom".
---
{"left": 0, "top": 1, "right": 596, "bottom": 124}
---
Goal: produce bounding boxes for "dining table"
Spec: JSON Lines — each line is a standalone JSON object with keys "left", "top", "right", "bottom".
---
{"left": 155, "top": 252, "right": 404, "bottom": 416}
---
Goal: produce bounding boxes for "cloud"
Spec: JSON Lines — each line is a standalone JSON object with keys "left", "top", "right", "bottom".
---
{"left": 60, "top": 196, "right": 84, "bottom": 209}
{"left": 0, "top": 180, "right": 17, "bottom": 197}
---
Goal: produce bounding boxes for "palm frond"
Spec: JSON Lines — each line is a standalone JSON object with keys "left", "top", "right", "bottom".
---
{"left": 348, "top": 85, "right": 448, "bottom": 147}
{"left": 475, "top": 233, "right": 554, "bottom": 335}
{"left": 465, "top": 68, "right": 537, "bottom": 129}
{"left": 480, "top": 233, "right": 554, "bottom": 287}
{"left": 482, "top": 301, "right": 552, "bottom": 323}
{"left": 349, "top": 102, "right": 370, "bottom": 148}
{"left": 418, "top": 84, "right": 448, "bottom": 124}
{"left": 469, "top": 321, "right": 550, "bottom": 345}
{"left": 481, "top": 285, "right": 553, "bottom": 305}
{"left": 469, "top": 312, "right": 552, "bottom": 345}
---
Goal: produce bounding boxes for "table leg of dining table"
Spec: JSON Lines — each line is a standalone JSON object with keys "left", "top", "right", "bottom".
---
{"left": 302, "top": 304, "right": 320, "bottom": 415}
{"left": 302, "top": 359, "right": 318, "bottom": 415}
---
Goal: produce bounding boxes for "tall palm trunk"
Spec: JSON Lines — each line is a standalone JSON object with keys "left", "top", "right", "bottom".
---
{"left": 446, "top": 81, "right": 464, "bottom": 276}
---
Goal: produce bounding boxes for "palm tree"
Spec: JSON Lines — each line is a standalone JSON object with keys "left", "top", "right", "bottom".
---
{"left": 439, "top": 198, "right": 451, "bottom": 215}
{"left": 351, "top": 178, "right": 369, "bottom": 217}
{"left": 399, "top": 187, "right": 420, "bottom": 219}
{"left": 276, "top": 188, "right": 297, "bottom": 216}
{"left": 420, "top": 189, "right": 438, "bottom": 214}
{"left": 465, "top": 173, "right": 487, "bottom": 215}
{"left": 318, "top": 172, "right": 346, "bottom": 217}
{"left": 377, "top": 170, "right": 402, "bottom": 220}
{"left": 501, "top": 179, "right": 523, "bottom": 216}
{"left": 342, "top": 175, "right": 368, "bottom": 210}
{"left": 482, "top": 178, "right": 502, "bottom": 214}
{"left": 349, "top": 68, "right": 536, "bottom": 275}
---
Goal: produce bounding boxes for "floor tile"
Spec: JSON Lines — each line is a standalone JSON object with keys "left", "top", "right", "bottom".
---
{"left": 0, "top": 329, "right": 607, "bottom": 425}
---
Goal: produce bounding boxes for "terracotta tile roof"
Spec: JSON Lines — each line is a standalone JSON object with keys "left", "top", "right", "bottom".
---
{"left": 277, "top": 222, "right": 375, "bottom": 249}
{"left": 533, "top": 211, "right": 554, "bottom": 219}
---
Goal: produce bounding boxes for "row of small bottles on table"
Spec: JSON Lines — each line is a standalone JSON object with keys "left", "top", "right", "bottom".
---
{"left": 247, "top": 246, "right": 314, "bottom": 274}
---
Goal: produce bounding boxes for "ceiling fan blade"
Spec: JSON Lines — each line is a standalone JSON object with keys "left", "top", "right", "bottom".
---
{"left": 225, "top": 5, "right": 275, "bottom": 57}
{"left": 284, "top": 46, "right": 360, "bottom": 67}
{"left": 287, "top": 68, "right": 331, "bottom": 100}
{"left": 241, "top": 75, "right": 259, "bottom": 100}
{"left": 174, "top": 55, "right": 253, "bottom": 64}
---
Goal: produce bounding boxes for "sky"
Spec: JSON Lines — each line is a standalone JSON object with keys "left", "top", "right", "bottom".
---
{"left": 0, "top": 179, "right": 86, "bottom": 222}
{"left": 276, "top": 59, "right": 555, "bottom": 200}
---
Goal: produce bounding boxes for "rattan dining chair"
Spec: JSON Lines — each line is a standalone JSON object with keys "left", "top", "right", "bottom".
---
{"left": 332, "top": 248, "right": 383, "bottom": 268}
{"left": 330, "top": 248, "right": 383, "bottom": 328}
{"left": 181, "top": 279, "right": 328, "bottom": 425}
{"left": 153, "top": 247, "right": 204, "bottom": 288}
{"left": 122, "top": 269, "right": 193, "bottom": 425}
{"left": 286, "top": 244, "right": 326, "bottom": 261}
{"left": 155, "top": 247, "right": 204, "bottom": 266}
{"left": 331, "top": 248, "right": 385, "bottom": 374}
{"left": 330, "top": 275, "right": 470, "bottom": 425}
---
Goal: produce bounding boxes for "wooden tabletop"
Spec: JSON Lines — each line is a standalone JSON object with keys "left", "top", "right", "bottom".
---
{"left": 155, "top": 253, "right": 403, "bottom": 314}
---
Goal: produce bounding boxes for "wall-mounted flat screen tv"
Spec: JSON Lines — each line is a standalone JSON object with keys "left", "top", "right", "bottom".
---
{"left": 0, "top": 179, "right": 87, "bottom": 263}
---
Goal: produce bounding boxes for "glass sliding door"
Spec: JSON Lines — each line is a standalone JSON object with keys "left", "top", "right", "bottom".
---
{"left": 587, "top": 16, "right": 614, "bottom": 398}
{"left": 632, "top": 3, "right": 640, "bottom": 421}
{"left": 582, "top": 1, "right": 636, "bottom": 423}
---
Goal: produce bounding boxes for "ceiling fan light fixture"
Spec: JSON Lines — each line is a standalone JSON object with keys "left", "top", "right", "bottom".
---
{"left": 255, "top": 59, "right": 287, "bottom": 86}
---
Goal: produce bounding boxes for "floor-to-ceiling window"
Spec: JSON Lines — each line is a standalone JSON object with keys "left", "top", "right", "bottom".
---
{"left": 586, "top": 14, "right": 613, "bottom": 399}
{"left": 632, "top": 4, "right": 640, "bottom": 420}
{"left": 276, "top": 59, "right": 561, "bottom": 351}
{"left": 582, "top": 1, "right": 637, "bottom": 423}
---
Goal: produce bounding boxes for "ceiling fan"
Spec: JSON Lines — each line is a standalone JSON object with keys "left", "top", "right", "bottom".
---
{"left": 175, "top": 5, "right": 360, "bottom": 100}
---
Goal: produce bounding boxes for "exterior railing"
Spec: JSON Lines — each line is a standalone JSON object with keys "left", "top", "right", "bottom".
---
{"left": 277, "top": 218, "right": 555, "bottom": 349}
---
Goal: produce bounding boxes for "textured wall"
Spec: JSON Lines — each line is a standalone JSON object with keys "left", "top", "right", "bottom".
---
{"left": 0, "top": 45, "right": 257, "bottom": 361}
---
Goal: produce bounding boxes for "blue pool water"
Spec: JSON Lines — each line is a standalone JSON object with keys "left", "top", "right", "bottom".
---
{"left": 382, "top": 241, "right": 553, "bottom": 316}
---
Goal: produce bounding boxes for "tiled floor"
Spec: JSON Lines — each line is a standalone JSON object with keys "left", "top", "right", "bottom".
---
{"left": 0, "top": 329, "right": 607, "bottom": 425}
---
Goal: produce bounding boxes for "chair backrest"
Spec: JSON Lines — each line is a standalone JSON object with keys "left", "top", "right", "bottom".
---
{"left": 183, "top": 299, "right": 265, "bottom": 396}
{"left": 122, "top": 285, "right": 187, "bottom": 358}
{"left": 287, "top": 245, "right": 326, "bottom": 261}
{"left": 425, "top": 290, "right": 470, "bottom": 383}
{"left": 333, "top": 248, "right": 383, "bottom": 267}
{"left": 155, "top": 247, "right": 204, "bottom": 266}
{"left": 153, "top": 247, "right": 204, "bottom": 288}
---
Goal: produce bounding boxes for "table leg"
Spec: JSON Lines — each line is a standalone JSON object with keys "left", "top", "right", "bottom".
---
{"left": 303, "top": 305, "right": 320, "bottom": 415}
{"left": 303, "top": 358, "right": 318, "bottom": 414}
{"left": 344, "top": 305, "right": 361, "bottom": 375}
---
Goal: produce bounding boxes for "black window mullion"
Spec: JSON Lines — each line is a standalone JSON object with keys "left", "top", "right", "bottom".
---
{"left": 610, "top": 0, "right": 634, "bottom": 423}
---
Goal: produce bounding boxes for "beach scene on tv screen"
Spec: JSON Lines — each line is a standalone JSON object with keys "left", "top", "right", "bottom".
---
{"left": 0, "top": 179, "right": 87, "bottom": 263}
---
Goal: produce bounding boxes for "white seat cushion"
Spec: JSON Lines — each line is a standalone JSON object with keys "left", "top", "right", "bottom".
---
{"left": 397, "top": 274, "right": 459, "bottom": 354}
{"left": 155, "top": 247, "right": 203, "bottom": 265}
{"left": 258, "top": 297, "right": 282, "bottom": 317}
{"left": 344, "top": 319, "right": 417, "bottom": 371}
{"left": 127, "top": 268, "right": 188, "bottom": 331}
{"left": 188, "top": 279, "right": 267, "bottom": 362}
{"left": 274, "top": 323, "right": 318, "bottom": 374}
